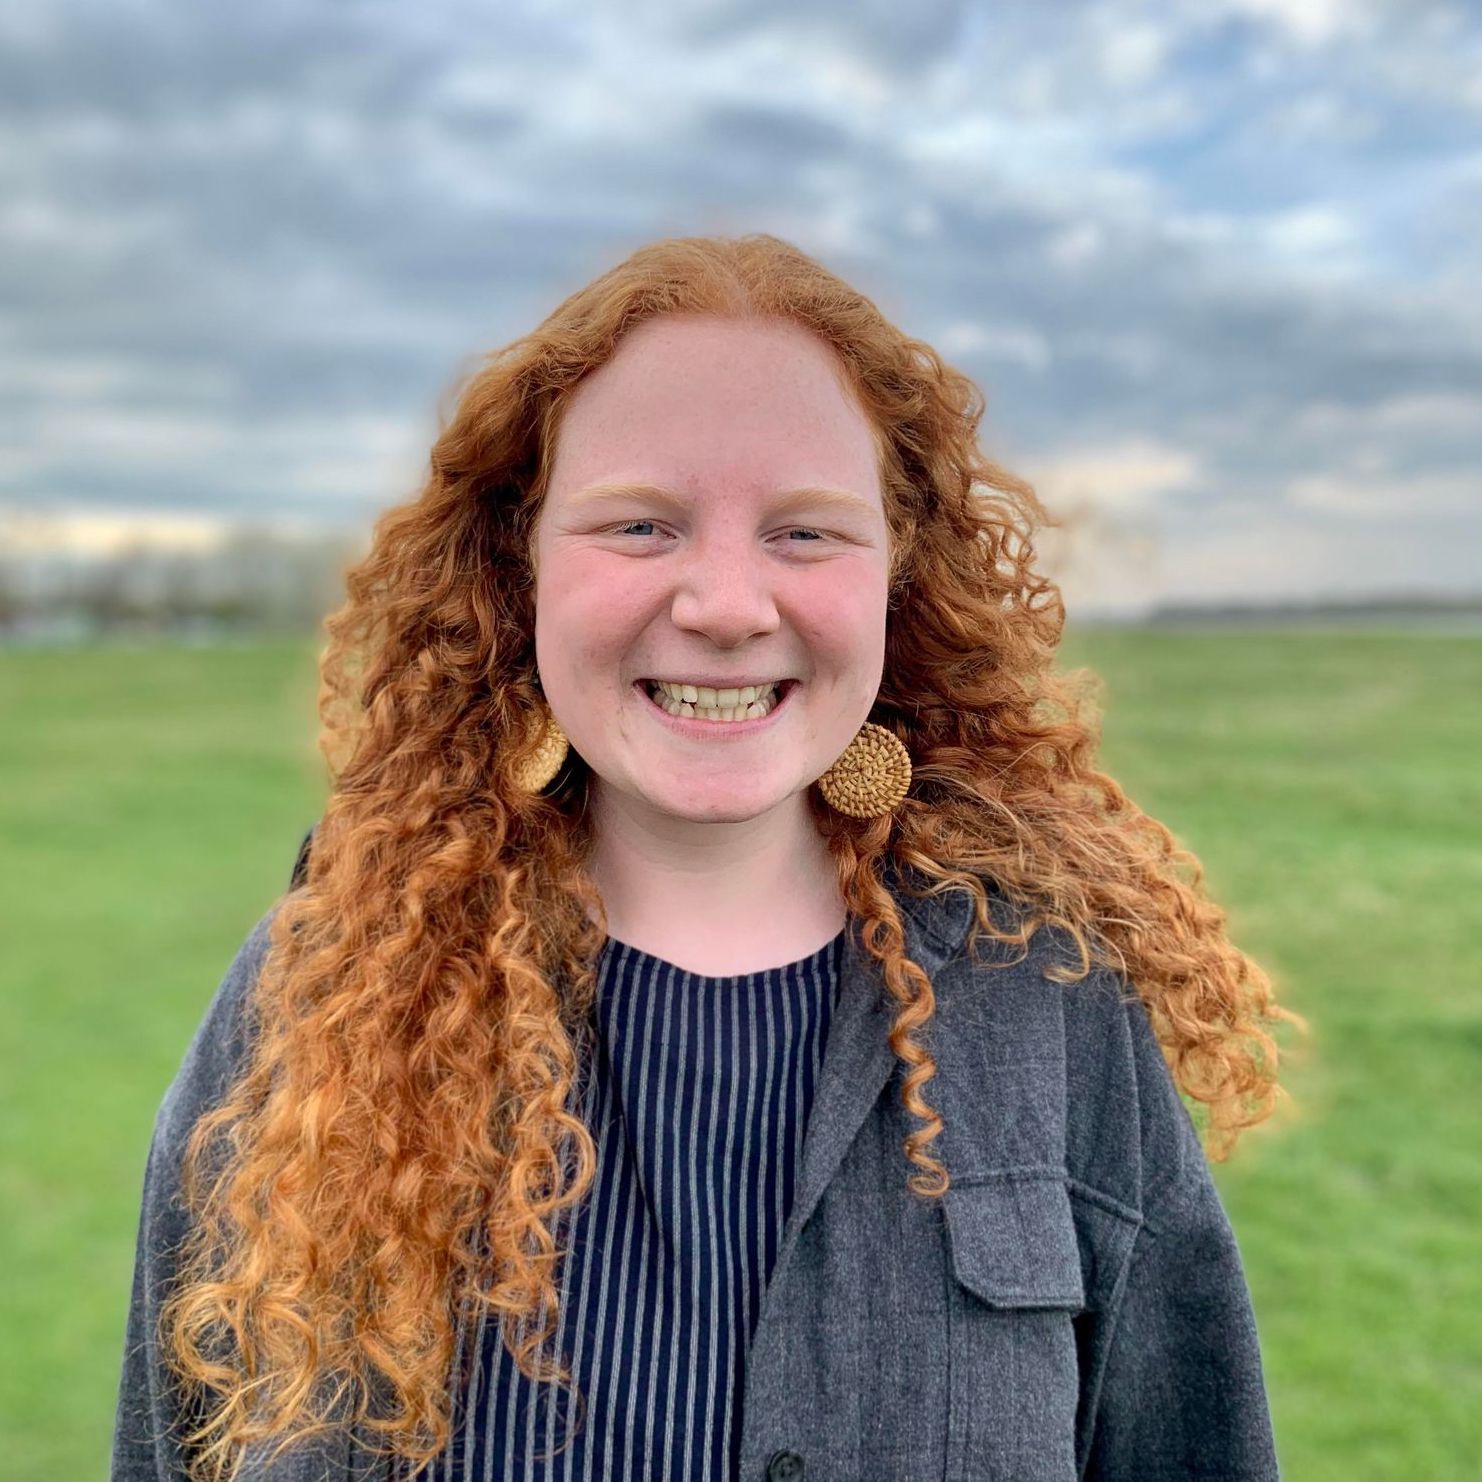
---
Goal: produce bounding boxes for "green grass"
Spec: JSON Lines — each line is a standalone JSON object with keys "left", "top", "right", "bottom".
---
{"left": 2, "top": 630, "right": 1479, "bottom": 1479}
{"left": 0, "top": 638, "right": 326, "bottom": 1482}
{"left": 1055, "top": 628, "right": 1482, "bottom": 1478}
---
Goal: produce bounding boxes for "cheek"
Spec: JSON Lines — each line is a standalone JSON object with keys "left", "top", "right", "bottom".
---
{"left": 797, "top": 567, "right": 888, "bottom": 656}
{"left": 540, "top": 553, "right": 650, "bottom": 636}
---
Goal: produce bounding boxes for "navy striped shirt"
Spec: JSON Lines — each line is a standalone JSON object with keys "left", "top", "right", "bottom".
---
{"left": 417, "top": 925, "right": 845, "bottom": 1481}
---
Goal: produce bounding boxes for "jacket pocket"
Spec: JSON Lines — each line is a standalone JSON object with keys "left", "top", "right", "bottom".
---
{"left": 942, "top": 1174, "right": 1084, "bottom": 1480}
{"left": 942, "top": 1173, "right": 1086, "bottom": 1310}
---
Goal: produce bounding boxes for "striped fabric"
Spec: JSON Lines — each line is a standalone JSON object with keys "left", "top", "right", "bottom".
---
{"left": 414, "top": 926, "right": 845, "bottom": 1482}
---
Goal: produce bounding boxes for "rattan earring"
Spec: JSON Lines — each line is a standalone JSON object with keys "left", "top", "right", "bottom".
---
{"left": 816, "top": 721, "right": 912, "bottom": 819}
{"left": 512, "top": 697, "right": 569, "bottom": 794}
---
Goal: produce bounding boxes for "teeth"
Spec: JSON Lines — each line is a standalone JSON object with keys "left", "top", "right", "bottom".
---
{"left": 655, "top": 682, "right": 780, "bottom": 706}
{"left": 646, "top": 680, "right": 783, "bottom": 721}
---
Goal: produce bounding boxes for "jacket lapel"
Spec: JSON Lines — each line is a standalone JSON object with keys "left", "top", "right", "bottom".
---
{"left": 761, "top": 866, "right": 978, "bottom": 1307}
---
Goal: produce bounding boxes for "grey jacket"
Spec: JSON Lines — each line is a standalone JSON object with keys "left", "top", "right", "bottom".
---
{"left": 112, "top": 854, "right": 1280, "bottom": 1481}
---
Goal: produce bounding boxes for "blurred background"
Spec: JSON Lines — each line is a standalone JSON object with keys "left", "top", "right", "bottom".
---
{"left": 2, "top": 1, "right": 1478, "bottom": 1477}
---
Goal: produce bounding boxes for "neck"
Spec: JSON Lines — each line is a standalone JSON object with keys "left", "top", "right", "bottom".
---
{"left": 584, "top": 785, "right": 846, "bottom": 972}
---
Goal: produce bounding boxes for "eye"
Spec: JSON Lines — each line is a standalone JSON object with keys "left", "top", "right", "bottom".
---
{"left": 606, "top": 522, "right": 828, "bottom": 542}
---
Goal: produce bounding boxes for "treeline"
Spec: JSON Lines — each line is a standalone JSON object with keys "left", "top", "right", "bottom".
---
{"left": 1146, "top": 593, "right": 1482, "bottom": 625}
{"left": 0, "top": 525, "right": 366, "bottom": 641}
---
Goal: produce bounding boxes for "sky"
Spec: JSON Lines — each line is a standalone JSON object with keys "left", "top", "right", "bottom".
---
{"left": 2, "top": 0, "right": 1479, "bottom": 616}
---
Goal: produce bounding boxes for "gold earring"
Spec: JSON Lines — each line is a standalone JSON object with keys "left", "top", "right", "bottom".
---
{"left": 511, "top": 700, "right": 912, "bottom": 820}
{"left": 816, "top": 720, "right": 913, "bottom": 819}
{"left": 511, "top": 699, "right": 570, "bottom": 794}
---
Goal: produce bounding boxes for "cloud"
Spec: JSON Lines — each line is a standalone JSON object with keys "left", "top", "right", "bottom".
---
{"left": 0, "top": 505, "right": 237, "bottom": 556}
{"left": 1024, "top": 438, "right": 1206, "bottom": 516}
{"left": 1, "top": 0, "right": 1478, "bottom": 606}
{"left": 1287, "top": 467, "right": 1480, "bottom": 517}
{"left": 1216, "top": 0, "right": 1378, "bottom": 49}
{"left": 1293, "top": 391, "right": 1482, "bottom": 439}
{"left": 934, "top": 320, "right": 1053, "bottom": 374}
{"left": 1157, "top": 507, "right": 1482, "bottom": 602}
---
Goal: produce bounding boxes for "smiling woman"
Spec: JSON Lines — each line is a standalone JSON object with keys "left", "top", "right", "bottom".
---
{"left": 111, "top": 233, "right": 1300, "bottom": 1482}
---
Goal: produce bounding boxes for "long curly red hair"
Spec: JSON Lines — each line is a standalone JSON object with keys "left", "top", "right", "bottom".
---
{"left": 160, "top": 233, "right": 1306, "bottom": 1480}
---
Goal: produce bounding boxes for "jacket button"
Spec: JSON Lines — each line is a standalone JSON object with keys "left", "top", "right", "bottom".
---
{"left": 766, "top": 1450, "right": 805, "bottom": 1481}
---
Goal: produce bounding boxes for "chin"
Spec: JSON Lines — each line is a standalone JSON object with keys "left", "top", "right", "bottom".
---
{"left": 642, "top": 785, "right": 790, "bottom": 824}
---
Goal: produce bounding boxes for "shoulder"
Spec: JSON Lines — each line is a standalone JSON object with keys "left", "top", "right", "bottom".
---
{"left": 930, "top": 887, "right": 1200, "bottom": 1219}
{"left": 154, "top": 905, "right": 279, "bottom": 1154}
{"left": 156, "top": 827, "right": 315, "bottom": 1148}
{"left": 1055, "top": 944, "right": 1210, "bottom": 1222}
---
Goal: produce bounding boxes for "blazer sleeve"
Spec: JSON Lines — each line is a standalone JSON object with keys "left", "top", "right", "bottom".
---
{"left": 110, "top": 908, "right": 277, "bottom": 1482}
{"left": 1083, "top": 996, "right": 1282, "bottom": 1482}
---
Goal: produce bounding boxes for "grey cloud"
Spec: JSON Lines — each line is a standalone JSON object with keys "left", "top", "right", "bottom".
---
{"left": 2, "top": 0, "right": 1478, "bottom": 605}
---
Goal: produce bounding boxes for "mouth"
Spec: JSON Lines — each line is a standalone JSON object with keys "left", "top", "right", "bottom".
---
{"left": 634, "top": 677, "right": 799, "bottom": 732}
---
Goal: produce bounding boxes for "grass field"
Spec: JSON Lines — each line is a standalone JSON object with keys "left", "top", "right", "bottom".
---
{"left": 1, "top": 630, "right": 1478, "bottom": 1480}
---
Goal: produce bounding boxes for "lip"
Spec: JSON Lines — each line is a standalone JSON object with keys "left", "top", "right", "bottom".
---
{"left": 634, "top": 678, "right": 798, "bottom": 737}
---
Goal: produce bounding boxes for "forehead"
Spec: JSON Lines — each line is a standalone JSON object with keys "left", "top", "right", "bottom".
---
{"left": 545, "top": 315, "right": 883, "bottom": 504}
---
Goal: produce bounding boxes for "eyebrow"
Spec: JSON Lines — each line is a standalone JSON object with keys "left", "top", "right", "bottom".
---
{"left": 567, "top": 481, "right": 878, "bottom": 521}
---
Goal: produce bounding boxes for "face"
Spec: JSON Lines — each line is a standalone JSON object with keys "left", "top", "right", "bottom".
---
{"left": 531, "top": 313, "right": 891, "bottom": 828}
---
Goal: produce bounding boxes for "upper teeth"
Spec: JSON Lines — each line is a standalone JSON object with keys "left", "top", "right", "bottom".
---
{"left": 649, "top": 681, "right": 781, "bottom": 706}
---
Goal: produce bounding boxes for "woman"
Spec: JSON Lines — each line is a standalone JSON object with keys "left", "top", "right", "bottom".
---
{"left": 112, "top": 234, "right": 1302, "bottom": 1482}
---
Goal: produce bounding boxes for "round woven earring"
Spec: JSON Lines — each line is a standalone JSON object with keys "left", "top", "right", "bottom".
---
{"left": 511, "top": 699, "right": 570, "bottom": 794}
{"left": 816, "top": 720, "right": 912, "bottom": 819}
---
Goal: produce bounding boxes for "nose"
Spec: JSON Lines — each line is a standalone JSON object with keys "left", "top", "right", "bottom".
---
{"left": 666, "top": 536, "right": 782, "bottom": 649}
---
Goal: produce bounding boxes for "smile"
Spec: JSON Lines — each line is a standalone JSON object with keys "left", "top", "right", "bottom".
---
{"left": 635, "top": 678, "right": 799, "bottom": 735}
